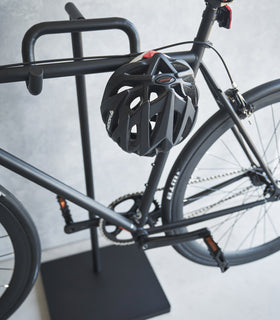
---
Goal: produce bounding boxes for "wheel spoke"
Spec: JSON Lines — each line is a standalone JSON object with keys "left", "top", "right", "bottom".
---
{"left": 0, "top": 267, "right": 14, "bottom": 271}
{"left": 205, "top": 153, "right": 241, "bottom": 167}
{"left": 210, "top": 187, "right": 258, "bottom": 234}
{"left": 195, "top": 167, "right": 239, "bottom": 171}
{"left": 250, "top": 210, "right": 262, "bottom": 248}
{"left": 218, "top": 211, "right": 245, "bottom": 250}
{"left": 262, "top": 106, "right": 280, "bottom": 160}
{"left": 236, "top": 202, "right": 273, "bottom": 251}
{"left": 253, "top": 112, "right": 269, "bottom": 164}
{"left": 266, "top": 155, "right": 280, "bottom": 166}
{"left": 267, "top": 208, "right": 280, "bottom": 237}
{"left": 0, "top": 284, "right": 9, "bottom": 289}
{"left": 208, "top": 187, "right": 260, "bottom": 250}
{"left": 249, "top": 188, "right": 264, "bottom": 248}
{"left": 223, "top": 190, "right": 257, "bottom": 250}
{"left": 221, "top": 139, "right": 243, "bottom": 168}
{"left": 0, "top": 252, "right": 14, "bottom": 258}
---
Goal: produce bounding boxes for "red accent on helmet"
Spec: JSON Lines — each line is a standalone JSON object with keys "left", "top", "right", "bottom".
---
{"left": 225, "top": 5, "right": 232, "bottom": 29}
{"left": 143, "top": 50, "right": 159, "bottom": 59}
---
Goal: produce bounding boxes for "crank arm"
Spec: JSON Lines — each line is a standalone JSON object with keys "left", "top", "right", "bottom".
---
{"left": 139, "top": 228, "right": 229, "bottom": 272}
{"left": 140, "top": 228, "right": 210, "bottom": 249}
{"left": 64, "top": 218, "right": 99, "bottom": 234}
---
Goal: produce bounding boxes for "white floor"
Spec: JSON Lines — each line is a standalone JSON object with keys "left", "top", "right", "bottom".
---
{"left": 9, "top": 238, "right": 280, "bottom": 320}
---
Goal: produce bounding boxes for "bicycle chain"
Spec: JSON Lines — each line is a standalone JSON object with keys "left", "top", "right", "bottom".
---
{"left": 160, "top": 167, "right": 251, "bottom": 219}
{"left": 99, "top": 221, "right": 135, "bottom": 246}
{"left": 183, "top": 168, "right": 254, "bottom": 218}
{"left": 156, "top": 168, "right": 248, "bottom": 192}
{"left": 100, "top": 168, "right": 250, "bottom": 245}
{"left": 184, "top": 185, "right": 254, "bottom": 218}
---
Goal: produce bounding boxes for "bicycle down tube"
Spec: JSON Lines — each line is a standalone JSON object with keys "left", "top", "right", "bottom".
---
{"left": 0, "top": 148, "right": 137, "bottom": 233}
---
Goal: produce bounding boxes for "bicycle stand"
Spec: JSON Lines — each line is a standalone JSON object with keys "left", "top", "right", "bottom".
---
{"left": 40, "top": 3, "right": 170, "bottom": 319}
{"left": 41, "top": 245, "right": 170, "bottom": 320}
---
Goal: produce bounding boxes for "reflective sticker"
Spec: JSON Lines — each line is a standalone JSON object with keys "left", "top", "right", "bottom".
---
{"left": 166, "top": 170, "right": 180, "bottom": 200}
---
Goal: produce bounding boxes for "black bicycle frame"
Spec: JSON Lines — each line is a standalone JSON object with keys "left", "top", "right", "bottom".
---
{"left": 0, "top": 1, "right": 278, "bottom": 242}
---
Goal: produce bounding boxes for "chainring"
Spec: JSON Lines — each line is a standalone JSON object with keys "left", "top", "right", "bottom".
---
{"left": 100, "top": 192, "right": 160, "bottom": 245}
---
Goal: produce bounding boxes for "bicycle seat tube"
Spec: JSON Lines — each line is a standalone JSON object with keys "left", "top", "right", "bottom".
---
{"left": 191, "top": 1, "right": 222, "bottom": 75}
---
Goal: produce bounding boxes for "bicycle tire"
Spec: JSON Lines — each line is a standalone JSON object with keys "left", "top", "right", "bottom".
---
{"left": 162, "top": 79, "right": 280, "bottom": 266}
{"left": 0, "top": 185, "right": 41, "bottom": 320}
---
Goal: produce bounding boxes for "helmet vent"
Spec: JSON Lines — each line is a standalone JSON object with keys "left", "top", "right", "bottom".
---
{"left": 173, "top": 84, "right": 186, "bottom": 99}
{"left": 131, "top": 124, "right": 137, "bottom": 133}
{"left": 150, "top": 92, "right": 158, "bottom": 102}
{"left": 130, "top": 97, "right": 141, "bottom": 110}
{"left": 150, "top": 113, "right": 158, "bottom": 130}
{"left": 118, "top": 85, "right": 133, "bottom": 93}
{"left": 150, "top": 120, "right": 156, "bottom": 130}
{"left": 130, "top": 125, "right": 137, "bottom": 140}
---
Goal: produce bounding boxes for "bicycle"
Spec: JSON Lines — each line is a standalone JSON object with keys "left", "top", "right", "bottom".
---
{"left": 1, "top": 0, "right": 280, "bottom": 318}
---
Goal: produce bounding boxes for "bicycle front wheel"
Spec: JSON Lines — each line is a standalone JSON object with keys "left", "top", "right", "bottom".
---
{"left": 0, "top": 185, "right": 41, "bottom": 320}
{"left": 162, "top": 79, "right": 280, "bottom": 266}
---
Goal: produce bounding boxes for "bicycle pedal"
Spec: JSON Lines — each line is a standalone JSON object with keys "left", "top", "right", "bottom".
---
{"left": 57, "top": 196, "right": 73, "bottom": 225}
{"left": 204, "top": 236, "right": 229, "bottom": 273}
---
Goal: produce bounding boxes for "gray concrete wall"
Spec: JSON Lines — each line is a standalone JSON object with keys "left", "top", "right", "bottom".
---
{"left": 0, "top": 0, "right": 280, "bottom": 250}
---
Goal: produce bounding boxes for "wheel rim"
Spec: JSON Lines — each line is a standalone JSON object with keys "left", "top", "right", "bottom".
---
{"left": 0, "top": 223, "right": 15, "bottom": 299}
{"left": 175, "top": 102, "right": 280, "bottom": 264}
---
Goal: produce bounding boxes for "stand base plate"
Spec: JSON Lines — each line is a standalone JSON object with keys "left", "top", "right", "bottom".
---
{"left": 41, "top": 245, "right": 170, "bottom": 320}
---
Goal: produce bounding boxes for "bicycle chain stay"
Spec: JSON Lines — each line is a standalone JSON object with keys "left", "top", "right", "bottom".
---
{"left": 181, "top": 167, "right": 277, "bottom": 218}
{"left": 184, "top": 185, "right": 255, "bottom": 219}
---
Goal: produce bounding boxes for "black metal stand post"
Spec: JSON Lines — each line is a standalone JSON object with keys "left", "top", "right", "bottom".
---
{"left": 65, "top": 1, "right": 101, "bottom": 274}
{"left": 40, "top": 3, "right": 170, "bottom": 319}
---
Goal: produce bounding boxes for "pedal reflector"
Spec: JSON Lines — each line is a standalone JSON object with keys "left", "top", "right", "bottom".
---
{"left": 204, "top": 236, "right": 229, "bottom": 273}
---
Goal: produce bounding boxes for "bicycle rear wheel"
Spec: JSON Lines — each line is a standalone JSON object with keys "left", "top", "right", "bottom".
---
{"left": 162, "top": 79, "right": 280, "bottom": 266}
{"left": 0, "top": 185, "right": 41, "bottom": 319}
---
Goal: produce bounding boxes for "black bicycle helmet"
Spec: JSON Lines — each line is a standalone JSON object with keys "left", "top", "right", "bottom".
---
{"left": 100, "top": 51, "right": 198, "bottom": 156}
